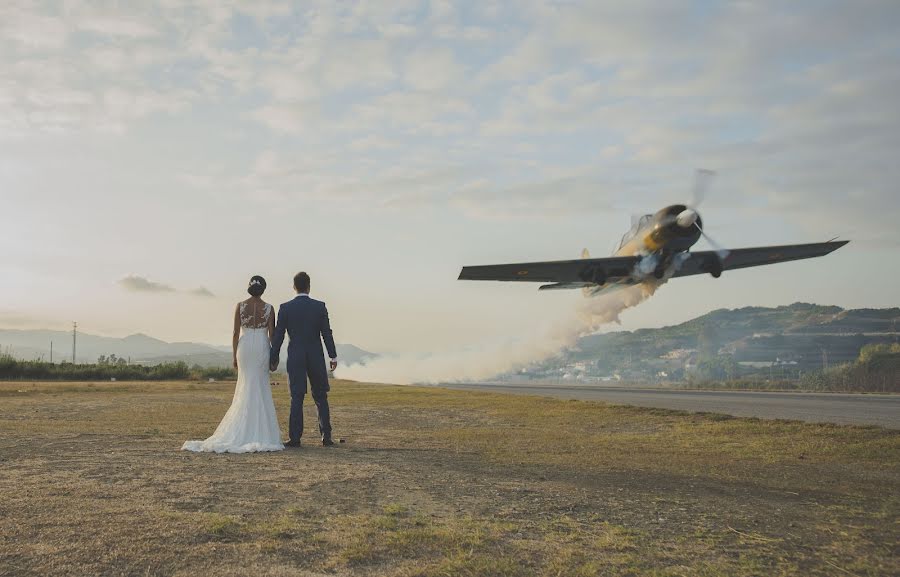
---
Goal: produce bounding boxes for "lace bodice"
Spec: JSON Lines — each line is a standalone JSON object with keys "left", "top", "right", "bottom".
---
{"left": 240, "top": 300, "right": 272, "bottom": 330}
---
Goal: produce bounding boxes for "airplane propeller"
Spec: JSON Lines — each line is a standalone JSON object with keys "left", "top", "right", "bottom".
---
{"left": 677, "top": 169, "right": 730, "bottom": 261}
{"left": 695, "top": 222, "right": 730, "bottom": 260}
{"left": 690, "top": 168, "right": 716, "bottom": 207}
{"left": 674, "top": 168, "right": 715, "bottom": 228}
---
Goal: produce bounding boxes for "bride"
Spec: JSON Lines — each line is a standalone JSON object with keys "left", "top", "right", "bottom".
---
{"left": 182, "top": 275, "right": 284, "bottom": 453}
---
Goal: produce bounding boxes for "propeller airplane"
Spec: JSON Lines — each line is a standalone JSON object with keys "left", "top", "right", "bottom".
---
{"left": 458, "top": 170, "right": 848, "bottom": 295}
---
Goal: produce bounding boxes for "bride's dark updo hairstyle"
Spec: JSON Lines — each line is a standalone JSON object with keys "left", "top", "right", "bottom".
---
{"left": 247, "top": 275, "right": 266, "bottom": 297}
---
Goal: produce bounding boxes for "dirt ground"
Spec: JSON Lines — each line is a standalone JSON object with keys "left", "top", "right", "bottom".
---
{"left": 0, "top": 380, "right": 897, "bottom": 576}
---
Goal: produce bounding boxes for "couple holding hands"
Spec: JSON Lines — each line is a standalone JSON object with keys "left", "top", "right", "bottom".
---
{"left": 182, "top": 271, "right": 337, "bottom": 453}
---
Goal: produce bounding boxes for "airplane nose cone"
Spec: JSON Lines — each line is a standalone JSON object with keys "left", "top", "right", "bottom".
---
{"left": 676, "top": 209, "right": 698, "bottom": 228}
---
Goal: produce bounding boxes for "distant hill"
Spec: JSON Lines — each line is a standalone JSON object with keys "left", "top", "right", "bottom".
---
{"left": 137, "top": 343, "right": 377, "bottom": 368}
{"left": 0, "top": 329, "right": 377, "bottom": 367}
{"left": 527, "top": 303, "right": 899, "bottom": 380}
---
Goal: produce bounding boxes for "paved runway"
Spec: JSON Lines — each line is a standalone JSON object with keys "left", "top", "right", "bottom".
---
{"left": 437, "top": 383, "right": 900, "bottom": 428}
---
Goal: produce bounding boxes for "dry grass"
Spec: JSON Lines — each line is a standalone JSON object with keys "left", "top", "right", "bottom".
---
{"left": 0, "top": 379, "right": 897, "bottom": 576}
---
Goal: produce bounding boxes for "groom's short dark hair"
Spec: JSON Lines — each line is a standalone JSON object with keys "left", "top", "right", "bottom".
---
{"left": 294, "top": 272, "right": 310, "bottom": 293}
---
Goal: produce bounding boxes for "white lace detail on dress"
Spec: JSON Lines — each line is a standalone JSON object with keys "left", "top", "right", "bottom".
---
{"left": 239, "top": 301, "right": 272, "bottom": 329}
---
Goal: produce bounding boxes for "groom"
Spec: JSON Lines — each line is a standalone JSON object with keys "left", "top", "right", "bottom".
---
{"left": 270, "top": 272, "right": 338, "bottom": 447}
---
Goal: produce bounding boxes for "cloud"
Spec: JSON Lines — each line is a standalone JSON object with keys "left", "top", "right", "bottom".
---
{"left": 251, "top": 103, "right": 318, "bottom": 134}
{"left": 1, "top": 0, "right": 897, "bottom": 246}
{"left": 404, "top": 48, "right": 465, "bottom": 92}
{"left": 118, "top": 275, "right": 176, "bottom": 293}
{"left": 450, "top": 173, "right": 618, "bottom": 220}
{"left": 118, "top": 277, "right": 218, "bottom": 298}
{"left": 345, "top": 91, "right": 473, "bottom": 135}
{"left": 1, "top": 9, "right": 68, "bottom": 50}
{"left": 76, "top": 16, "right": 158, "bottom": 39}
{"left": 190, "top": 287, "right": 216, "bottom": 298}
{"left": 349, "top": 135, "right": 396, "bottom": 152}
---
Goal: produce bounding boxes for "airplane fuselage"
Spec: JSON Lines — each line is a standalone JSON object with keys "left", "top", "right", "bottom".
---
{"left": 614, "top": 204, "right": 703, "bottom": 258}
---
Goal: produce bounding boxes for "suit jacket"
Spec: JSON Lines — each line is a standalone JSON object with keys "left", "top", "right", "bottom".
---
{"left": 270, "top": 295, "right": 337, "bottom": 384}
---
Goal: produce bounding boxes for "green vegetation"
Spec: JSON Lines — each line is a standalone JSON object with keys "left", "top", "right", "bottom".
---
{"left": 573, "top": 303, "right": 873, "bottom": 368}
{"left": 331, "top": 505, "right": 507, "bottom": 568}
{"left": 0, "top": 351, "right": 235, "bottom": 381}
{"left": 799, "top": 343, "right": 900, "bottom": 392}
{"left": 542, "top": 303, "right": 899, "bottom": 390}
{"left": 684, "top": 343, "right": 899, "bottom": 392}
{"left": 96, "top": 353, "right": 129, "bottom": 366}
{"left": 202, "top": 513, "right": 244, "bottom": 540}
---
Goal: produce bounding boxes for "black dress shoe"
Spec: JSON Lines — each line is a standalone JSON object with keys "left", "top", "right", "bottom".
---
{"left": 322, "top": 437, "right": 335, "bottom": 447}
{"left": 284, "top": 440, "right": 301, "bottom": 448}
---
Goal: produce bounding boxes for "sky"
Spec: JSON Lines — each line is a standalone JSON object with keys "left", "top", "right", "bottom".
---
{"left": 2, "top": 0, "right": 899, "bottom": 355}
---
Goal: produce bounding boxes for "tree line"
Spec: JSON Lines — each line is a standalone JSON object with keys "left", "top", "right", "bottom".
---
{"left": 0, "top": 352, "right": 236, "bottom": 381}
{"left": 685, "top": 343, "right": 899, "bottom": 393}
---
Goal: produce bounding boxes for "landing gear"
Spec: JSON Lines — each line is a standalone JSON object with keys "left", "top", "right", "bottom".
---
{"left": 653, "top": 254, "right": 670, "bottom": 279}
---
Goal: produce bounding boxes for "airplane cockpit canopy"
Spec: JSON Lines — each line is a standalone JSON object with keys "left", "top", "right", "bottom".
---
{"left": 617, "top": 214, "right": 653, "bottom": 251}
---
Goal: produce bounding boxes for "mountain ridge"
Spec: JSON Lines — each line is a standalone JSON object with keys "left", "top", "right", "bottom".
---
{"left": 534, "top": 302, "right": 899, "bottom": 381}
{"left": 2, "top": 303, "right": 897, "bottom": 376}
{"left": 0, "top": 328, "right": 377, "bottom": 367}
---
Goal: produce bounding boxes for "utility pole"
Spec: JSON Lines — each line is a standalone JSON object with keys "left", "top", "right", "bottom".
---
{"left": 50, "top": 341, "right": 53, "bottom": 364}
{"left": 72, "top": 322, "right": 77, "bottom": 364}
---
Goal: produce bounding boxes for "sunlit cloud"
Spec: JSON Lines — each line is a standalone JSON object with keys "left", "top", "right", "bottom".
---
{"left": 118, "top": 275, "right": 175, "bottom": 294}
{"left": 190, "top": 287, "right": 216, "bottom": 298}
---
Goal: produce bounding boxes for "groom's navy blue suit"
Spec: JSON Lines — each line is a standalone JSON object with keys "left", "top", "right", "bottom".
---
{"left": 270, "top": 294, "right": 337, "bottom": 442}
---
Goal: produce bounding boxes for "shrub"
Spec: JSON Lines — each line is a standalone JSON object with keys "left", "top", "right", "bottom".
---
{"left": 0, "top": 358, "right": 236, "bottom": 381}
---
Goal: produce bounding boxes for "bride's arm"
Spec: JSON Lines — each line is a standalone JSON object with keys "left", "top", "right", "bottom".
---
{"left": 232, "top": 304, "right": 241, "bottom": 369}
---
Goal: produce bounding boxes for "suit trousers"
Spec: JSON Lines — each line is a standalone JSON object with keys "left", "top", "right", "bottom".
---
{"left": 287, "top": 370, "right": 332, "bottom": 441}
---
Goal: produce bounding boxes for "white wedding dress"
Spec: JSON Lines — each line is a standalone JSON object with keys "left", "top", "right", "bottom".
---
{"left": 182, "top": 301, "right": 283, "bottom": 453}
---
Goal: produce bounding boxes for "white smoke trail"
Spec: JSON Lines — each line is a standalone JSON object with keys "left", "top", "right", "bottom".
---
{"left": 339, "top": 256, "right": 678, "bottom": 385}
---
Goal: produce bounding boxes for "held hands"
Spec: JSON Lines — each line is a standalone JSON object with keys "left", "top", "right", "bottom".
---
{"left": 269, "top": 362, "right": 279, "bottom": 386}
{"left": 264, "top": 358, "right": 333, "bottom": 371}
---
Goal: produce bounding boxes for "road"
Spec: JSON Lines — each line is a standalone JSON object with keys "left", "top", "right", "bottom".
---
{"left": 437, "top": 383, "right": 900, "bottom": 428}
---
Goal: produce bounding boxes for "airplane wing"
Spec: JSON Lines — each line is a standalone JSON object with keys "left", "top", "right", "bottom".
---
{"left": 673, "top": 240, "right": 849, "bottom": 278}
{"left": 458, "top": 240, "right": 848, "bottom": 286}
{"left": 458, "top": 256, "right": 639, "bottom": 284}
